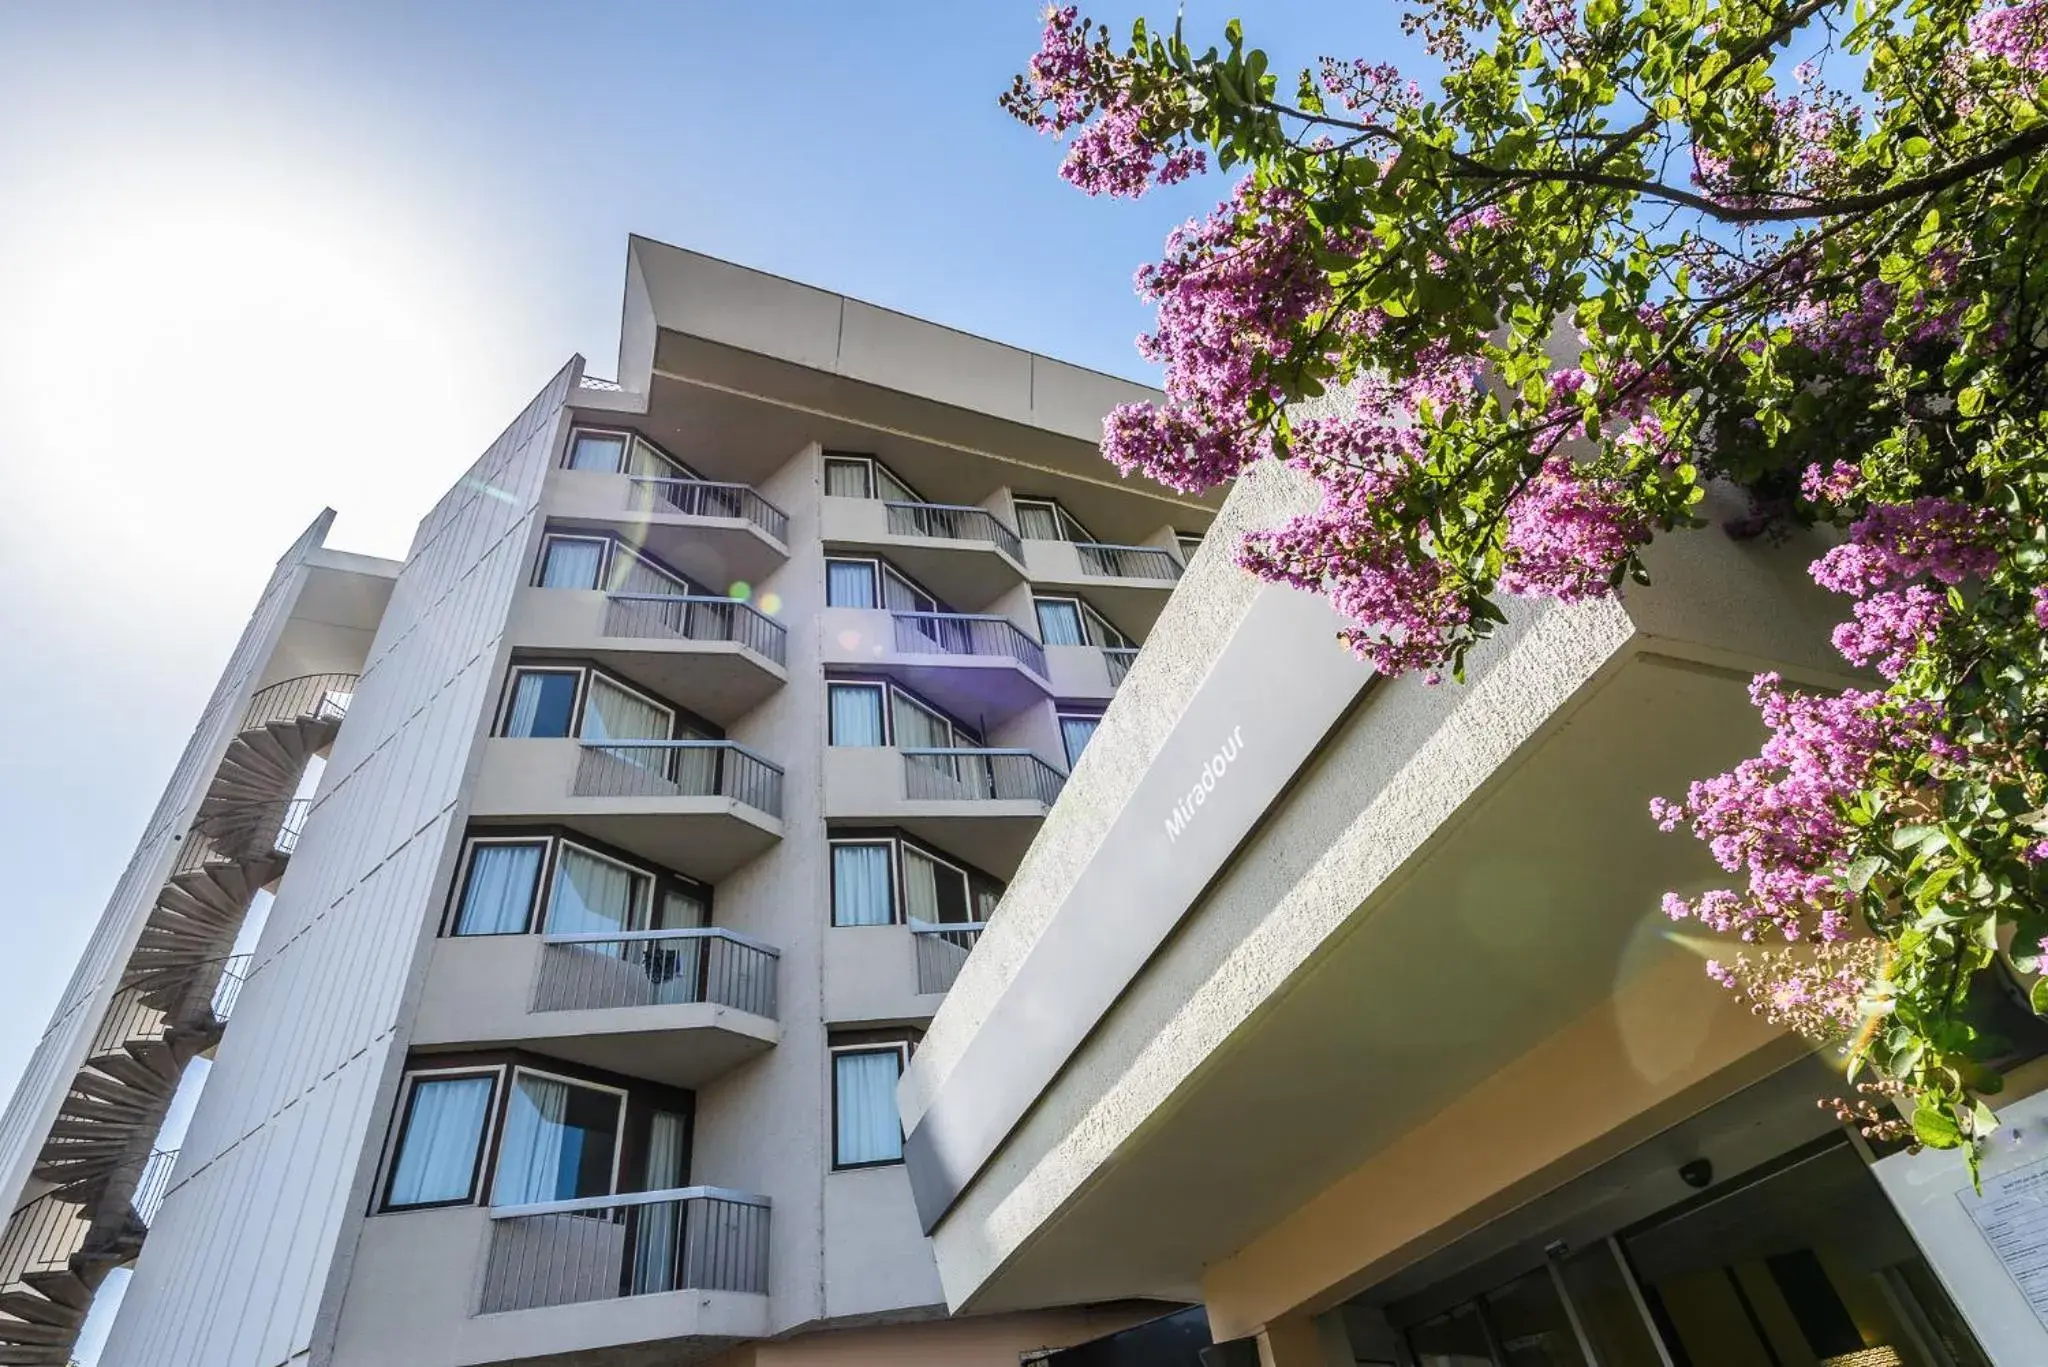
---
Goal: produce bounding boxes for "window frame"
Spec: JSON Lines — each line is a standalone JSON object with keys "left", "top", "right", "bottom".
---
{"left": 1033, "top": 594, "right": 1133, "bottom": 650}
{"left": 497, "top": 667, "right": 588, "bottom": 739}
{"left": 563, "top": 425, "right": 699, "bottom": 480}
{"left": 380, "top": 1065, "right": 507, "bottom": 1212}
{"left": 544, "top": 838, "right": 656, "bottom": 936}
{"left": 578, "top": 669, "right": 679, "bottom": 744}
{"left": 823, "top": 553, "right": 945, "bottom": 614}
{"left": 534, "top": 529, "right": 704, "bottom": 597}
{"left": 1013, "top": 496, "right": 1096, "bottom": 543}
{"left": 1175, "top": 531, "right": 1204, "bottom": 563}
{"left": 446, "top": 836, "right": 555, "bottom": 937}
{"left": 826, "top": 680, "right": 891, "bottom": 747}
{"left": 534, "top": 533, "right": 615, "bottom": 589}
{"left": 899, "top": 841, "right": 982, "bottom": 927}
{"left": 828, "top": 837, "right": 900, "bottom": 927}
{"left": 1057, "top": 709, "right": 1106, "bottom": 769}
{"left": 824, "top": 675, "right": 980, "bottom": 749}
{"left": 829, "top": 1042, "right": 911, "bottom": 1171}
{"left": 490, "top": 1064, "right": 630, "bottom": 1206}
{"left": 823, "top": 452, "right": 924, "bottom": 504}
{"left": 824, "top": 556, "right": 882, "bottom": 609}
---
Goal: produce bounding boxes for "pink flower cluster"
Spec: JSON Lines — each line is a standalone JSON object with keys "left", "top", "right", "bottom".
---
{"left": 1497, "top": 459, "right": 1648, "bottom": 602}
{"left": 1522, "top": 0, "right": 1579, "bottom": 45}
{"left": 1315, "top": 57, "right": 1419, "bottom": 125}
{"left": 2034, "top": 583, "right": 2048, "bottom": 629}
{"left": 1652, "top": 675, "right": 1934, "bottom": 942}
{"left": 1810, "top": 498, "right": 2001, "bottom": 596}
{"left": 1831, "top": 585, "right": 1946, "bottom": 678}
{"left": 1104, "top": 181, "right": 1351, "bottom": 488}
{"left": 1017, "top": 7, "right": 1205, "bottom": 199}
{"left": 1972, "top": 0, "right": 2048, "bottom": 73}
{"left": 1060, "top": 102, "right": 1205, "bottom": 198}
{"left": 1801, "top": 460, "right": 1863, "bottom": 505}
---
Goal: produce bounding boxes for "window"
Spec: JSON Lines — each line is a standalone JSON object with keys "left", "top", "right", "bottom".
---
{"left": 832, "top": 1047, "right": 907, "bottom": 1168}
{"left": 545, "top": 843, "right": 651, "bottom": 935}
{"left": 902, "top": 846, "right": 981, "bottom": 925}
{"left": 1014, "top": 497, "right": 1094, "bottom": 542}
{"left": 384, "top": 1071, "right": 498, "bottom": 1209}
{"left": 450, "top": 840, "right": 548, "bottom": 936}
{"left": 492, "top": 1069, "right": 625, "bottom": 1205}
{"left": 827, "top": 682, "right": 888, "bottom": 747}
{"left": 823, "top": 453, "right": 920, "bottom": 503}
{"left": 881, "top": 564, "right": 938, "bottom": 615}
{"left": 1035, "top": 598, "right": 1085, "bottom": 646}
{"left": 1176, "top": 531, "right": 1204, "bottom": 563}
{"left": 1060, "top": 713, "right": 1103, "bottom": 768}
{"left": 501, "top": 669, "right": 581, "bottom": 738}
{"left": 830, "top": 842, "right": 895, "bottom": 926}
{"left": 892, "top": 689, "right": 961, "bottom": 751}
{"left": 536, "top": 535, "right": 608, "bottom": 589}
{"left": 607, "top": 545, "right": 692, "bottom": 599}
{"left": 825, "top": 558, "right": 879, "bottom": 609}
{"left": 566, "top": 430, "right": 629, "bottom": 472}
{"left": 580, "top": 673, "right": 673, "bottom": 744}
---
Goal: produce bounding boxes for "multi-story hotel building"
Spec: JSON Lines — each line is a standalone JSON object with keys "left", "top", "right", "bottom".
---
{"left": 0, "top": 237, "right": 1215, "bottom": 1367}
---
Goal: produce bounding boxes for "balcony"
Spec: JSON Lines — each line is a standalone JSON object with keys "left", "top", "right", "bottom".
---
{"left": 911, "top": 920, "right": 986, "bottom": 997}
{"left": 508, "top": 589, "right": 787, "bottom": 727}
{"left": 544, "top": 466, "right": 788, "bottom": 591}
{"left": 469, "top": 739, "right": 783, "bottom": 881}
{"left": 821, "top": 496, "right": 1026, "bottom": 606}
{"left": 412, "top": 929, "right": 780, "bottom": 1088}
{"left": 824, "top": 746, "right": 1065, "bottom": 878}
{"left": 336, "top": 1195, "right": 770, "bottom": 1367}
{"left": 1022, "top": 540, "right": 1183, "bottom": 637}
{"left": 1046, "top": 644, "right": 1137, "bottom": 700}
{"left": 821, "top": 609, "right": 1051, "bottom": 723}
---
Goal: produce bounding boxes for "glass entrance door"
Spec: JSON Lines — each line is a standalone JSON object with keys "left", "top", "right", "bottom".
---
{"left": 1400, "top": 1139, "right": 1989, "bottom": 1367}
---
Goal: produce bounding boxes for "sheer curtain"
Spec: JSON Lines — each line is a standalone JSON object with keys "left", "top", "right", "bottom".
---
{"left": 494, "top": 1073, "right": 571, "bottom": 1204}
{"left": 1061, "top": 715, "right": 1101, "bottom": 768}
{"left": 582, "top": 676, "right": 671, "bottom": 745}
{"left": 825, "top": 560, "right": 877, "bottom": 608}
{"left": 824, "top": 459, "right": 873, "bottom": 498}
{"left": 1015, "top": 503, "right": 1065, "bottom": 540}
{"left": 828, "top": 685, "right": 886, "bottom": 747}
{"left": 504, "top": 672, "right": 576, "bottom": 738}
{"left": 388, "top": 1075, "right": 494, "bottom": 1207}
{"left": 891, "top": 696, "right": 951, "bottom": 750}
{"left": 539, "top": 539, "right": 605, "bottom": 589}
{"left": 902, "top": 848, "right": 944, "bottom": 923}
{"left": 567, "top": 432, "right": 627, "bottom": 471}
{"left": 832, "top": 844, "right": 894, "bottom": 926}
{"left": 1036, "top": 600, "right": 1085, "bottom": 646}
{"left": 633, "top": 1112, "right": 690, "bottom": 1294}
{"left": 882, "top": 569, "right": 935, "bottom": 615}
{"left": 547, "top": 847, "right": 642, "bottom": 935}
{"left": 834, "top": 1050, "right": 904, "bottom": 1166}
{"left": 453, "top": 843, "right": 545, "bottom": 935}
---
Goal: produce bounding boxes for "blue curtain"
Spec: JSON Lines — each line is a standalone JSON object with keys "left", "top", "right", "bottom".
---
{"left": 1061, "top": 715, "right": 1101, "bottom": 768}
{"left": 834, "top": 1050, "right": 904, "bottom": 1166}
{"left": 539, "top": 539, "right": 605, "bottom": 588}
{"left": 826, "top": 560, "right": 878, "bottom": 608}
{"left": 1036, "top": 600, "right": 1085, "bottom": 646}
{"left": 832, "top": 844, "right": 894, "bottom": 926}
{"left": 828, "top": 685, "right": 886, "bottom": 746}
{"left": 453, "top": 843, "right": 544, "bottom": 935}
{"left": 504, "top": 672, "right": 578, "bottom": 738}
{"left": 388, "top": 1075, "right": 494, "bottom": 1207}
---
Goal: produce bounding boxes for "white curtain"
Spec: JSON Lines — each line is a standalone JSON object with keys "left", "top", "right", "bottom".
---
{"left": 826, "top": 560, "right": 877, "bottom": 608}
{"left": 829, "top": 685, "right": 886, "bottom": 747}
{"left": 609, "top": 549, "right": 689, "bottom": 599}
{"left": 547, "top": 847, "right": 641, "bottom": 935}
{"left": 582, "top": 676, "right": 671, "bottom": 744}
{"left": 882, "top": 568, "right": 934, "bottom": 614}
{"left": 625, "top": 437, "right": 686, "bottom": 479}
{"left": 632, "top": 1112, "right": 690, "bottom": 1294}
{"left": 539, "top": 539, "right": 605, "bottom": 588}
{"left": 567, "top": 432, "right": 627, "bottom": 471}
{"left": 494, "top": 1073, "right": 572, "bottom": 1204}
{"left": 1015, "top": 503, "right": 1065, "bottom": 540}
{"left": 1061, "top": 715, "right": 1101, "bottom": 768}
{"left": 453, "top": 843, "right": 544, "bottom": 935}
{"left": 875, "top": 465, "right": 919, "bottom": 503}
{"left": 1036, "top": 600, "right": 1085, "bottom": 646}
{"left": 902, "top": 848, "right": 944, "bottom": 922}
{"left": 834, "top": 1050, "right": 904, "bottom": 1166}
{"left": 388, "top": 1075, "right": 493, "bottom": 1207}
{"left": 656, "top": 887, "right": 707, "bottom": 929}
{"left": 832, "top": 844, "right": 894, "bottom": 926}
{"left": 892, "top": 695, "right": 952, "bottom": 750}
{"left": 824, "top": 458, "right": 872, "bottom": 498}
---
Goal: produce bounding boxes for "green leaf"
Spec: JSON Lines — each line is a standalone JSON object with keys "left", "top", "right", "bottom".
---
{"left": 2029, "top": 977, "right": 2048, "bottom": 1017}
{"left": 1845, "top": 855, "right": 1885, "bottom": 894}
{"left": 1914, "top": 1097, "right": 1965, "bottom": 1149}
{"left": 1958, "top": 387, "right": 1985, "bottom": 417}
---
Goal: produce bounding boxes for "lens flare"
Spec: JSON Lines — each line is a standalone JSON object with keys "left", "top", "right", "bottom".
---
{"left": 758, "top": 592, "right": 782, "bottom": 615}
{"left": 727, "top": 581, "right": 752, "bottom": 601}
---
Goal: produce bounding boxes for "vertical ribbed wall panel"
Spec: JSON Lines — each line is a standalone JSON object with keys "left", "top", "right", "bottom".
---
{"left": 99, "top": 362, "right": 576, "bottom": 1367}
{"left": 0, "top": 512, "right": 337, "bottom": 1216}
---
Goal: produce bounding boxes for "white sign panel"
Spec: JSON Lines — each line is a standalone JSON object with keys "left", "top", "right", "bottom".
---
{"left": 1876, "top": 1087, "right": 2048, "bottom": 1363}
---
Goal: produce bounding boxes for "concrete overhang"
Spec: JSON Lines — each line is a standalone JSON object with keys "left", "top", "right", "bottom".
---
{"left": 899, "top": 465, "right": 1859, "bottom": 1321}
{"left": 597, "top": 237, "right": 1223, "bottom": 546}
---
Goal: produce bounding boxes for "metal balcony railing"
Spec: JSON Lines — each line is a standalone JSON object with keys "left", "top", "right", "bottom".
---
{"left": 628, "top": 477, "right": 790, "bottom": 544}
{"left": 603, "top": 594, "right": 788, "bottom": 666}
{"left": 240, "top": 673, "right": 357, "bottom": 731}
{"left": 88, "top": 989, "right": 169, "bottom": 1060}
{"left": 1075, "top": 542, "right": 1182, "bottom": 581}
{"left": 0, "top": 1191, "right": 88, "bottom": 1293}
{"left": 210, "top": 954, "right": 253, "bottom": 1023}
{"left": 481, "top": 1187, "right": 771, "bottom": 1313}
{"left": 910, "top": 920, "right": 986, "bottom": 996}
{"left": 573, "top": 741, "right": 785, "bottom": 819}
{"left": 177, "top": 797, "right": 311, "bottom": 875}
{"left": 902, "top": 748, "right": 1067, "bottom": 805}
{"left": 891, "top": 612, "right": 1047, "bottom": 677}
{"left": 132, "top": 1148, "right": 178, "bottom": 1227}
{"left": 883, "top": 502, "right": 1024, "bottom": 562}
{"left": 534, "top": 930, "right": 779, "bottom": 1019}
{"left": 1103, "top": 646, "right": 1138, "bottom": 687}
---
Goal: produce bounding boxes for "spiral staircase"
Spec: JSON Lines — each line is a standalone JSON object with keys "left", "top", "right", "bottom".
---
{"left": 0, "top": 674, "right": 355, "bottom": 1365}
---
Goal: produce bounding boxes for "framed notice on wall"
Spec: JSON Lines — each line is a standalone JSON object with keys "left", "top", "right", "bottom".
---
{"left": 1875, "top": 1086, "right": 2048, "bottom": 1361}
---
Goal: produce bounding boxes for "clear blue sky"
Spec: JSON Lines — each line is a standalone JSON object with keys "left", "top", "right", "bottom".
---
{"left": 0, "top": 0, "right": 1408, "bottom": 1120}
